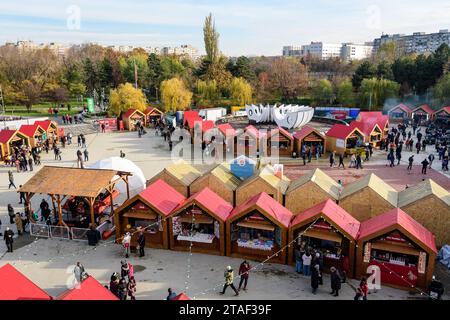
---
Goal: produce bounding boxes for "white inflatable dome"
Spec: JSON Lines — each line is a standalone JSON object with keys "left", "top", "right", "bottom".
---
{"left": 89, "top": 157, "right": 146, "bottom": 197}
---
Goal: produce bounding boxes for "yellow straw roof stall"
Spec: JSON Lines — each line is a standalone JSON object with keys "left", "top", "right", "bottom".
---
{"left": 398, "top": 179, "right": 450, "bottom": 247}
{"left": 339, "top": 173, "right": 398, "bottom": 222}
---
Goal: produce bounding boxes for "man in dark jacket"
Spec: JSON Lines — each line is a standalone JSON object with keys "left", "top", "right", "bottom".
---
{"left": 137, "top": 231, "right": 146, "bottom": 257}
{"left": 421, "top": 159, "right": 429, "bottom": 175}
{"left": 311, "top": 264, "right": 321, "bottom": 295}
{"left": 4, "top": 227, "right": 15, "bottom": 252}
{"left": 86, "top": 225, "right": 101, "bottom": 246}
{"left": 238, "top": 260, "right": 251, "bottom": 291}
{"left": 330, "top": 267, "right": 342, "bottom": 297}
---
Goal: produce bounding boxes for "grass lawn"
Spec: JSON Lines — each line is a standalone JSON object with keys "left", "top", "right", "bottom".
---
{"left": 3, "top": 100, "right": 84, "bottom": 117}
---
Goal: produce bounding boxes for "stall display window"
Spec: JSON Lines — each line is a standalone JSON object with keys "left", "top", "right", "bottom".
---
{"left": 128, "top": 218, "right": 156, "bottom": 233}
{"left": 234, "top": 226, "right": 275, "bottom": 251}
{"left": 371, "top": 249, "right": 418, "bottom": 267}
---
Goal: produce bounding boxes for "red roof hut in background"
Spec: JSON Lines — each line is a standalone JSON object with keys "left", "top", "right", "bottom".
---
{"left": 57, "top": 276, "right": 118, "bottom": 300}
{"left": 293, "top": 126, "right": 326, "bottom": 156}
{"left": 121, "top": 108, "right": 146, "bottom": 131}
{"left": 144, "top": 106, "right": 164, "bottom": 125}
{"left": 350, "top": 120, "right": 383, "bottom": 147}
{"left": 0, "top": 129, "right": 30, "bottom": 158}
{"left": 355, "top": 208, "right": 437, "bottom": 290}
{"left": 226, "top": 192, "right": 293, "bottom": 264}
{"left": 0, "top": 263, "right": 52, "bottom": 300}
{"left": 19, "top": 124, "right": 46, "bottom": 147}
{"left": 325, "top": 124, "right": 365, "bottom": 154}
{"left": 435, "top": 106, "right": 450, "bottom": 118}
{"left": 388, "top": 104, "right": 413, "bottom": 121}
{"left": 115, "top": 179, "right": 186, "bottom": 250}
{"left": 412, "top": 104, "right": 435, "bottom": 123}
{"left": 288, "top": 199, "right": 360, "bottom": 277}
{"left": 169, "top": 187, "right": 233, "bottom": 256}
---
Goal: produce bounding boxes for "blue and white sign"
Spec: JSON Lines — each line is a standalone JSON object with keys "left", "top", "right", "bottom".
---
{"left": 230, "top": 156, "right": 255, "bottom": 180}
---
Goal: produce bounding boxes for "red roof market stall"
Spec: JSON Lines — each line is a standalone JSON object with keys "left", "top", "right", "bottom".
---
{"left": 144, "top": 106, "right": 164, "bottom": 126}
{"left": 226, "top": 192, "right": 293, "bottom": 264}
{"left": 412, "top": 104, "right": 435, "bottom": 124}
{"left": 122, "top": 108, "right": 146, "bottom": 131}
{"left": 355, "top": 208, "right": 437, "bottom": 290}
{"left": 236, "top": 125, "right": 267, "bottom": 157}
{"left": 0, "top": 263, "right": 52, "bottom": 300}
{"left": 34, "top": 120, "right": 58, "bottom": 137}
{"left": 267, "top": 127, "right": 294, "bottom": 157}
{"left": 388, "top": 104, "right": 413, "bottom": 121}
{"left": 57, "top": 276, "right": 118, "bottom": 300}
{"left": 351, "top": 120, "right": 383, "bottom": 147}
{"left": 0, "top": 129, "right": 30, "bottom": 159}
{"left": 435, "top": 106, "right": 450, "bottom": 119}
{"left": 115, "top": 179, "right": 186, "bottom": 250}
{"left": 325, "top": 124, "right": 365, "bottom": 156}
{"left": 169, "top": 187, "right": 233, "bottom": 256}
{"left": 19, "top": 124, "right": 46, "bottom": 148}
{"left": 293, "top": 126, "right": 326, "bottom": 157}
{"left": 288, "top": 199, "right": 360, "bottom": 277}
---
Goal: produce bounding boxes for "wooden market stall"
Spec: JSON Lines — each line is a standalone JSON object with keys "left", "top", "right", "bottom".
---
{"left": 267, "top": 127, "right": 294, "bottom": 157}
{"left": 121, "top": 108, "right": 146, "bottom": 131}
{"left": 356, "top": 111, "right": 383, "bottom": 122}
{"left": 397, "top": 179, "right": 450, "bottom": 248}
{"left": 19, "top": 124, "right": 46, "bottom": 148}
{"left": 235, "top": 164, "right": 290, "bottom": 206}
{"left": 0, "top": 129, "right": 30, "bottom": 159}
{"left": 146, "top": 160, "right": 201, "bottom": 197}
{"left": 193, "top": 120, "right": 215, "bottom": 144}
{"left": 288, "top": 199, "right": 360, "bottom": 277}
{"left": 183, "top": 111, "right": 202, "bottom": 131}
{"left": 18, "top": 166, "right": 131, "bottom": 227}
{"left": 226, "top": 192, "right": 293, "bottom": 264}
{"left": 168, "top": 187, "right": 233, "bottom": 256}
{"left": 285, "top": 168, "right": 341, "bottom": 215}
{"left": 34, "top": 120, "right": 58, "bottom": 140}
{"left": 293, "top": 126, "right": 326, "bottom": 157}
{"left": 350, "top": 120, "right": 383, "bottom": 147}
{"left": 325, "top": 124, "right": 365, "bottom": 156}
{"left": 434, "top": 106, "right": 450, "bottom": 120}
{"left": 235, "top": 125, "right": 267, "bottom": 158}
{"left": 388, "top": 104, "right": 413, "bottom": 122}
{"left": 144, "top": 107, "right": 164, "bottom": 126}
{"left": 339, "top": 173, "right": 398, "bottom": 222}
{"left": 115, "top": 179, "right": 186, "bottom": 250}
{"left": 412, "top": 104, "right": 435, "bottom": 125}
{"left": 0, "top": 263, "right": 52, "bottom": 300}
{"left": 355, "top": 208, "right": 437, "bottom": 290}
{"left": 190, "top": 163, "right": 241, "bottom": 206}
{"left": 208, "top": 123, "right": 237, "bottom": 159}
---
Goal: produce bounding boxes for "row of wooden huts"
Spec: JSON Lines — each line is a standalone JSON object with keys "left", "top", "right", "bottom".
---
{"left": 0, "top": 120, "right": 59, "bottom": 159}
{"left": 387, "top": 103, "right": 450, "bottom": 122}
{"left": 115, "top": 171, "right": 439, "bottom": 290}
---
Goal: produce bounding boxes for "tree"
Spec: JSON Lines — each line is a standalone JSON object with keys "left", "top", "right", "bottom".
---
{"left": 352, "top": 61, "right": 376, "bottom": 88}
{"left": 196, "top": 80, "right": 219, "bottom": 105}
{"left": 310, "top": 79, "right": 334, "bottom": 106}
{"left": 160, "top": 78, "right": 193, "bottom": 112}
{"left": 269, "top": 58, "right": 308, "bottom": 101}
{"left": 376, "top": 61, "right": 394, "bottom": 80}
{"left": 433, "top": 73, "right": 450, "bottom": 106}
{"left": 203, "top": 13, "right": 219, "bottom": 63}
{"left": 109, "top": 83, "right": 147, "bottom": 116}
{"left": 359, "top": 78, "right": 400, "bottom": 110}
{"left": 336, "top": 80, "right": 355, "bottom": 107}
{"left": 229, "top": 77, "right": 253, "bottom": 106}
{"left": 229, "top": 56, "right": 255, "bottom": 81}
{"left": 99, "top": 58, "right": 114, "bottom": 89}
{"left": 392, "top": 57, "right": 416, "bottom": 96}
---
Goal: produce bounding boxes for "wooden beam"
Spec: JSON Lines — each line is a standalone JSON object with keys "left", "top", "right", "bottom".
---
{"left": 89, "top": 197, "right": 95, "bottom": 226}
{"left": 56, "top": 194, "right": 67, "bottom": 227}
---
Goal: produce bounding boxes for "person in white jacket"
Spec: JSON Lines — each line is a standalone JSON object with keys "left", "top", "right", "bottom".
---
{"left": 122, "top": 232, "right": 131, "bottom": 258}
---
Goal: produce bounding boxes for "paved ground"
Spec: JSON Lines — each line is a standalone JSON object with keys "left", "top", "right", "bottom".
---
{"left": 0, "top": 124, "right": 449, "bottom": 300}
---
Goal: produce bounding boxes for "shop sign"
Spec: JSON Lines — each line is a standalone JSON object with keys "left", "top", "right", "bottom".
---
{"left": 336, "top": 139, "right": 345, "bottom": 149}
{"left": 131, "top": 201, "right": 148, "bottom": 211}
{"left": 363, "top": 243, "right": 372, "bottom": 263}
{"left": 418, "top": 251, "right": 426, "bottom": 274}
{"left": 87, "top": 98, "right": 95, "bottom": 113}
{"left": 312, "top": 221, "right": 332, "bottom": 231}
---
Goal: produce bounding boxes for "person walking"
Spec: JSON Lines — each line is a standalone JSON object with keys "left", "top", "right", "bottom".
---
{"left": 4, "top": 227, "right": 14, "bottom": 252}
{"left": 122, "top": 232, "right": 131, "bottom": 258}
{"left": 220, "top": 266, "right": 239, "bottom": 296}
{"left": 329, "top": 152, "right": 335, "bottom": 168}
{"left": 330, "top": 267, "right": 342, "bottom": 297}
{"left": 86, "top": 225, "right": 101, "bottom": 246}
{"left": 338, "top": 154, "right": 345, "bottom": 169}
{"left": 407, "top": 155, "right": 414, "bottom": 173}
{"left": 73, "top": 262, "right": 86, "bottom": 284}
{"left": 294, "top": 247, "right": 303, "bottom": 274}
{"left": 356, "top": 154, "right": 363, "bottom": 169}
{"left": 302, "top": 251, "right": 312, "bottom": 276}
{"left": 101, "top": 123, "right": 106, "bottom": 133}
{"left": 28, "top": 157, "right": 33, "bottom": 171}
{"left": 76, "top": 150, "right": 83, "bottom": 169}
{"left": 81, "top": 135, "right": 86, "bottom": 148}
{"left": 311, "top": 264, "right": 321, "bottom": 295}
{"left": 127, "top": 276, "right": 136, "bottom": 300}
{"left": 77, "top": 135, "right": 81, "bottom": 147}
{"left": 428, "top": 154, "right": 435, "bottom": 168}
{"left": 166, "top": 288, "right": 177, "bottom": 300}
{"left": 416, "top": 141, "right": 421, "bottom": 154}
{"left": 83, "top": 149, "right": 89, "bottom": 162}
{"left": 137, "top": 231, "right": 146, "bottom": 257}
{"left": 118, "top": 278, "right": 128, "bottom": 300}
{"left": 14, "top": 213, "right": 23, "bottom": 235}
{"left": 120, "top": 260, "right": 131, "bottom": 279}
{"left": 238, "top": 260, "right": 251, "bottom": 291}
{"left": 421, "top": 158, "right": 429, "bottom": 175}
{"left": 109, "top": 273, "right": 120, "bottom": 298}
{"left": 8, "top": 170, "right": 16, "bottom": 189}
{"left": 7, "top": 204, "right": 15, "bottom": 224}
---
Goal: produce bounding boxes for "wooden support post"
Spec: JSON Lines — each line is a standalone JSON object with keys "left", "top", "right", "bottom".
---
{"left": 89, "top": 197, "right": 95, "bottom": 226}
{"left": 50, "top": 194, "right": 57, "bottom": 221}
{"left": 125, "top": 175, "right": 130, "bottom": 200}
{"left": 56, "top": 195, "right": 64, "bottom": 226}
{"left": 25, "top": 192, "right": 34, "bottom": 221}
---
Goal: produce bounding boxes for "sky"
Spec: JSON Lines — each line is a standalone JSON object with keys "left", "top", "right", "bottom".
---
{"left": 0, "top": 0, "right": 449, "bottom": 56}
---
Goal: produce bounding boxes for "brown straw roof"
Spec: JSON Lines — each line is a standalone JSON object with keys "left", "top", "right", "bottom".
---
{"left": 18, "top": 166, "right": 130, "bottom": 198}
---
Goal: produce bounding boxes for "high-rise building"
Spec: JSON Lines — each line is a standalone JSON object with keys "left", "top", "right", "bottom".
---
{"left": 282, "top": 42, "right": 372, "bottom": 60}
{"left": 373, "top": 29, "right": 450, "bottom": 54}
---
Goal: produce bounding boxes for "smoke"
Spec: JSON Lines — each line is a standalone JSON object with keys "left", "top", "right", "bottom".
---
{"left": 383, "top": 93, "right": 434, "bottom": 113}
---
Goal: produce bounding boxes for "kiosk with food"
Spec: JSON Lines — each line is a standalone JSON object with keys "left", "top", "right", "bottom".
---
{"left": 226, "top": 192, "right": 293, "bottom": 264}
{"left": 355, "top": 208, "right": 437, "bottom": 290}
{"left": 169, "top": 187, "right": 233, "bottom": 256}
{"left": 288, "top": 199, "right": 360, "bottom": 277}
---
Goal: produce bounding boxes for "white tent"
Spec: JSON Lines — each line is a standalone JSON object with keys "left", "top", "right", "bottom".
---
{"left": 89, "top": 157, "right": 146, "bottom": 197}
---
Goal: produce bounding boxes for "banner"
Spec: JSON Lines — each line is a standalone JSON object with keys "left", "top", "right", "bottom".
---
{"left": 87, "top": 98, "right": 95, "bottom": 113}
{"left": 99, "top": 118, "right": 117, "bottom": 131}
{"left": 418, "top": 251, "right": 426, "bottom": 274}
{"left": 363, "top": 243, "right": 372, "bottom": 263}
